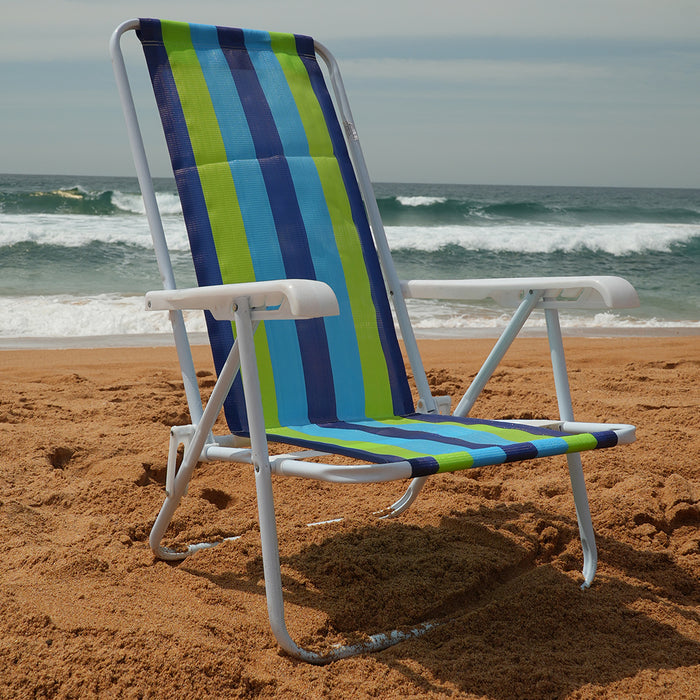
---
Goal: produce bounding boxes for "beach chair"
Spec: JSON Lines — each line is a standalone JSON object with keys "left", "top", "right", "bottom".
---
{"left": 110, "top": 19, "right": 638, "bottom": 663}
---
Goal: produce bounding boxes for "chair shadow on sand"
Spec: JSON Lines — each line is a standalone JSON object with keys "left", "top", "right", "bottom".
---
{"left": 181, "top": 500, "right": 700, "bottom": 698}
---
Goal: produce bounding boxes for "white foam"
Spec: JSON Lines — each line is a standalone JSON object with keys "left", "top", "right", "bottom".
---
{"left": 0, "top": 294, "right": 207, "bottom": 338}
{"left": 386, "top": 222, "right": 699, "bottom": 255}
{"left": 1, "top": 293, "right": 697, "bottom": 342}
{"left": 405, "top": 298, "right": 700, "bottom": 331}
{"left": 396, "top": 195, "right": 447, "bottom": 207}
{"left": 0, "top": 213, "right": 190, "bottom": 250}
{"left": 111, "top": 190, "right": 183, "bottom": 216}
{"left": 2, "top": 207, "right": 696, "bottom": 258}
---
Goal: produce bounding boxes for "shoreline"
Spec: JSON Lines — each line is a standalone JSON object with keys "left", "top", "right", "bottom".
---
{"left": 0, "top": 324, "right": 698, "bottom": 350}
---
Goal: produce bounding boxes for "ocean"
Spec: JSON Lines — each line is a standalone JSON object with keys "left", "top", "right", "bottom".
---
{"left": 1, "top": 173, "right": 698, "bottom": 347}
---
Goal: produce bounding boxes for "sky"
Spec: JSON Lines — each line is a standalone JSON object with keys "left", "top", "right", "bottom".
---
{"left": 2, "top": 0, "right": 699, "bottom": 188}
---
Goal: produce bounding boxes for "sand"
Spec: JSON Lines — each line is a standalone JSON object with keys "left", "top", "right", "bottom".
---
{"left": 0, "top": 336, "right": 698, "bottom": 699}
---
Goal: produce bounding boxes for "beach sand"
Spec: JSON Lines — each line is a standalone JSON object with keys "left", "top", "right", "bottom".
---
{"left": 1, "top": 336, "right": 698, "bottom": 698}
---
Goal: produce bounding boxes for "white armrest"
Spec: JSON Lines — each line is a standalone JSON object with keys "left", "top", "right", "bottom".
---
{"left": 401, "top": 276, "right": 639, "bottom": 309}
{"left": 145, "top": 279, "right": 339, "bottom": 321}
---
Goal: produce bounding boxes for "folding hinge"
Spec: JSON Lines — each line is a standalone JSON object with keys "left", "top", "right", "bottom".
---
{"left": 166, "top": 424, "right": 196, "bottom": 497}
{"left": 417, "top": 395, "right": 452, "bottom": 415}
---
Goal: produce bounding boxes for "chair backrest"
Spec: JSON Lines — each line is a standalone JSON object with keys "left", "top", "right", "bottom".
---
{"left": 137, "top": 19, "right": 414, "bottom": 432}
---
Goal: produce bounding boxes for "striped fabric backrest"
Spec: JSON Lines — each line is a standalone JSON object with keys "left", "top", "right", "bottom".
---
{"left": 137, "top": 19, "right": 414, "bottom": 432}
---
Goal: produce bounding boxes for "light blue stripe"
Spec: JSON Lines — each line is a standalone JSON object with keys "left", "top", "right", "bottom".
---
{"left": 242, "top": 30, "right": 307, "bottom": 156}
{"left": 469, "top": 448, "right": 509, "bottom": 467}
{"left": 350, "top": 418, "right": 525, "bottom": 447}
{"left": 287, "top": 158, "right": 366, "bottom": 419}
{"left": 243, "top": 31, "right": 367, "bottom": 421}
{"left": 190, "top": 24, "right": 309, "bottom": 425}
{"left": 533, "top": 437, "right": 571, "bottom": 457}
{"left": 283, "top": 423, "right": 509, "bottom": 460}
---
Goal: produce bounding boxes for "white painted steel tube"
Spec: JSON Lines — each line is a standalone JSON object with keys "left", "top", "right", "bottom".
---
{"left": 545, "top": 308, "right": 598, "bottom": 587}
{"left": 110, "top": 20, "right": 203, "bottom": 424}
{"left": 454, "top": 290, "right": 543, "bottom": 417}
{"left": 148, "top": 333, "right": 244, "bottom": 559}
{"left": 314, "top": 41, "right": 436, "bottom": 415}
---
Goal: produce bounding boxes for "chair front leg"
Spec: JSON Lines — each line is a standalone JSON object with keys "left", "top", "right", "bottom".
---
{"left": 149, "top": 333, "right": 244, "bottom": 561}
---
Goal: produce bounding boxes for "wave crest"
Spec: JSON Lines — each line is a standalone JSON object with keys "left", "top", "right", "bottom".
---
{"left": 386, "top": 223, "right": 699, "bottom": 256}
{"left": 0, "top": 186, "right": 183, "bottom": 217}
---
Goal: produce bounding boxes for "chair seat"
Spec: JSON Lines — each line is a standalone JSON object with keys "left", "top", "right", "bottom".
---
{"left": 267, "top": 414, "right": 619, "bottom": 477}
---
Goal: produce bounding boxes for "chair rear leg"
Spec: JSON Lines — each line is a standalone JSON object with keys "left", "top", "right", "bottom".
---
{"left": 545, "top": 308, "right": 598, "bottom": 587}
{"left": 378, "top": 476, "right": 428, "bottom": 518}
{"left": 149, "top": 427, "right": 227, "bottom": 560}
{"left": 566, "top": 452, "right": 598, "bottom": 588}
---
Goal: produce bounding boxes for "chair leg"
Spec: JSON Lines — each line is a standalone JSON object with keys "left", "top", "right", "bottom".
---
{"left": 545, "top": 308, "right": 598, "bottom": 588}
{"left": 149, "top": 424, "right": 233, "bottom": 560}
{"left": 253, "top": 457, "right": 439, "bottom": 663}
{"left": 566, "top": 452, "right": 598, "bottom": 588}
{"left": 149, "top": 334, "right": 244, "bottom": 560}
{"left": 227, "top": 300, "right": 439, "bottom": 661}
{"left": 379, "top": 476, "right": 428, "bottom": 518}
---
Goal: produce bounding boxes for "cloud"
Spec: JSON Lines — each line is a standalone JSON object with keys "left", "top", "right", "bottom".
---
{"left": 1, "top": 0, "right": 699, "bottom": 185}
{"left": 4, "top": 0, "right": 700, "bottom": 61}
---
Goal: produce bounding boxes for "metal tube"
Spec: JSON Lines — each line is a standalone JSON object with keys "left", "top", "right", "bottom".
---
{"left": 315, "top": 42, "right": 436, "bottom": 414}
{"left": 545, "top": 308, "right": 598, "bottom": 587}
{"left": 454, "top": 290, "right": 543, "bottom": 417}
{"left": 110, "top": 20, "right": 203, "bottom": 422}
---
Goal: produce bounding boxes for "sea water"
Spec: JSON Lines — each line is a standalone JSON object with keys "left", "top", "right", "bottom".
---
{"left": 0, "top": 173, "right": 698, "bottom": 346}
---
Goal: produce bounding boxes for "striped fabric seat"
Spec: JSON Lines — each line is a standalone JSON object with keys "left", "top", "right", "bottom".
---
{"left": 138, "top": 18, "right": 617, "bottom": 476}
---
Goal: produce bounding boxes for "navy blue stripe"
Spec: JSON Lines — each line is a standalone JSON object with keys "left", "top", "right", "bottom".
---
{"left": 501, "top": 442, "right": 539, "bottom": 462}
{"left": 591, "top": 431, "right": 618, "bottom": 448}
{"left": 409, "top": 457, "right": 441, "bottom": 477}
{"left": 262, "top": 430, "right": 412, "bottom": 465}
{"left": 412, "top": 413, "right": 553, "bottom": 435}
{"left": 217, "top": 27, "right": 338, "bottom": 424}
{"left": 138, "top": 20, "right": 224, "bottom": 287}
{"left": 415, "top": 413, "right": 620, "bottom": 449}
{"left": 299, "top": 38, "right": 414, "bottom": 417}
{"left": 138, "top": 20, "right": 245, "bottom": 430}
{"left": 324, "top": 420, "right": 515, "bottom": 452}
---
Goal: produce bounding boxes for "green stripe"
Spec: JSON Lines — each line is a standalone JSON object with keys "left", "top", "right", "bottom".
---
{"left": 270, "top": 35, "right": 394, "bottom": 419}
{"left": 269, "top": 426, "right": 432, "bottom": 462}
{"left": 563, "top": 433, "right": 600, "bottom": 453}
{"left": 435, "top": 452, "right": 476, "bottom": 472}
{"left": 160, "top": 21, "right": 279, "bottom": 426}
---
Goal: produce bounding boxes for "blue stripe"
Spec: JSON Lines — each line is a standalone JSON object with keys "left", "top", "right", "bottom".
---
{"left": 265, "top": 429, "right": 416, "bottom": 465}
{"left": 243, "top": 33, "right": 366, "bottom": 420}
{"left": 287, "top": 422, "right": 510, "bottom": 461}
{"left": 359, "top": 418, "right": 546, "bottom": 448}
{"left": 138, "top": 19, "right": 242, "bottom": 428}
{"left": 330, "top": 419, "right": 515, "bottom": 450}
{"left": 300, "top": 41, "right": 414, "bottom": 416}
{"left": 287, "top": 159, "right": 367, "bottom": 419}
{"left": 217, "top": 27, "right": 338, "bottom": 423}
{"left": 189, "top": 23, "right": 309, "bottom": 426}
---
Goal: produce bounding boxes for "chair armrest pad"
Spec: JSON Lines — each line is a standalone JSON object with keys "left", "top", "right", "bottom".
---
{"left": 400, "top": 276, "right": 639, "bottom": 309}
{"left": 145, "top": 279, "right": 339, "bottom": 321}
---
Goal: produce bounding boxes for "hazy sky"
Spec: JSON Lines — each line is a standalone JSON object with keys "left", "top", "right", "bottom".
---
{"left": 2, "top": 0, "right": 699, "bottom": 187}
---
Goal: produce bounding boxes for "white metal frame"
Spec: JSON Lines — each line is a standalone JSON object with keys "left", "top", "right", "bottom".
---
{"left": 111, "top": 20, "right": 638, "bottom": 663}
